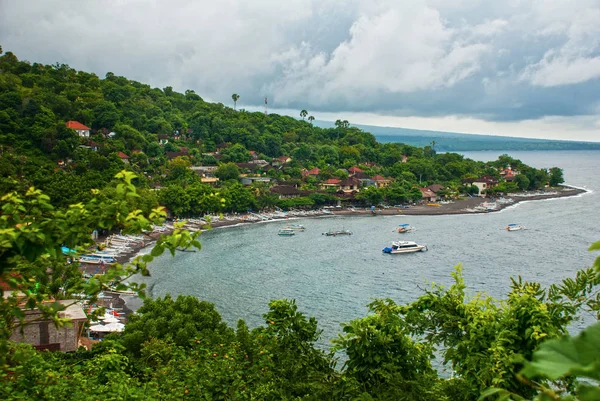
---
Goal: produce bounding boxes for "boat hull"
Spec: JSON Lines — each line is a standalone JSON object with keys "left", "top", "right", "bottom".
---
{"left": 323, "top": 231, "right": 352, "bottom": 236}
{"left": 383, "top": 246, "right": 426, "bottom": 254}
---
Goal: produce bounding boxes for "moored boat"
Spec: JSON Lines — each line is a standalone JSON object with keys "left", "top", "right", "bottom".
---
{"left": 284, "top": 224, "right": 306, "bottom": 231}
{"left": 79, "top": 255, "right": 116, "bottom": 265}
{"left": 382, "top": 241, "right": 427, "bottom": 254}
{"left": 397, "top": 224, "right": 416, "bottom": 233}
{"left": 506, "top": 223, "right": 525, "bottom": 231}
{"left": 278, "top": 228, "right": 296, "bottom": 236}
{"left": 322, "top": 229, "right": 353, "bottom": 236}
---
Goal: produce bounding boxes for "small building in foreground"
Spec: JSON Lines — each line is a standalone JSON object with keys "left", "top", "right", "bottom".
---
{"left": 10, "top": 300, "right": 88, "bottom": 352}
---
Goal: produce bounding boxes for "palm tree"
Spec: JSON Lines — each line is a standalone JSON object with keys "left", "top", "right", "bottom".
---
{"left": 231, "top": 94, "right": 240, "bottom": 110}
{"left": 300, "top": 109, "right": 308, "bottom": 120}
{"left": 430, "top": 140, "right": 436, "bottom": 151}
{"left": 308, "top": 115, "right": 315, "bottom": 124}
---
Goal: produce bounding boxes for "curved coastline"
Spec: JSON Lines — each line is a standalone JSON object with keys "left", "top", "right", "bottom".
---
{"left": 102, "top": 185, "right": 588, "bottom": 316}
{"left": 117, "top": 184, "right": 588, "bottom": 263}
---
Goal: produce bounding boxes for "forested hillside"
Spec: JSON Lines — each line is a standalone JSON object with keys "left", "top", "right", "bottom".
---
{"left": 0, "top": 48, "right": 563, "bottom": 216}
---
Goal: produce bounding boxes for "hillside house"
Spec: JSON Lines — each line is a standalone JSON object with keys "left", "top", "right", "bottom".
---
{"left": 302, "top": 167, "right": 320, "bottom": 178}
{"left": 427, "top": 184, "right": 445, "bottom": 197}
{"left": 272, "top": 156, "right": 292, "bottom": 166}
{"left": 158, "top": 134, "right": 169, "bottom": 145}
{"left": 372, "top": 175, "right": 392, "bottom": 188}
{"left": 66, "top": 121, "right": 90, "bottom": 137}
{"left": 472, "top": 176, "right": 499, "bottom": 197}
{"left": 340, "top": 177, "right": 361, "bottom": 193}
{"left": 270, "top": 185, "right": 307, "bottom": 199}
{"left": 116, "top": 151, "right": 130, "bottom": 164}
{"left": 499, "top": 165, "right": 519, "bottom": 178}
{"left": 320, "top": 178, "right": 341, "bottom": 191}
{"left": 348, "top": 166, "right": 363, "bottom": 176}
{"left": 419, "top": 187, "right": 438, "bottom": 202}
{"left": 165, "top": 149, "right": 189, "bottom": 160}
{"left": 240, "top": 176, "right": 271, "bottom": 185}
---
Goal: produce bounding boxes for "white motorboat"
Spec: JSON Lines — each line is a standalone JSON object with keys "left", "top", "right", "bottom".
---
{"left": 322, "top": 229, "right": 352, "bottom": 236}
{"left": 506, "top": 223, "right": 526, "bottom": 231}
{"left": 382, "top": 241, "right": 427, "bottom": 254}
{"left": 278, "top": 228, "right": 296, "bottom": 236}
{"left": 284, "top": 224, "right": 306, "bottom": 231}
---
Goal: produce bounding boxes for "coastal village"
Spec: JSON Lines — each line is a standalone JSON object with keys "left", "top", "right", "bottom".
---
{"left": 60, "top": 120, "right": 537, "bottom": 212}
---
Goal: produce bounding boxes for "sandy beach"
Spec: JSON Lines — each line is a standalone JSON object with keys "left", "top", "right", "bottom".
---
{"left": 81, "top": 185, "right": 587, "bottom": 318}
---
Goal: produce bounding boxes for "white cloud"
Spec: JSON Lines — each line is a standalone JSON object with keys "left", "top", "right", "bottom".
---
{"left": 522, "top": 53, "right": 600, "bottom": 87}
{"left": 267, "top": 3, "right": 491, "bottom": 106}
{"left": 519, "top": 0, "right": 600, "bottom": 87}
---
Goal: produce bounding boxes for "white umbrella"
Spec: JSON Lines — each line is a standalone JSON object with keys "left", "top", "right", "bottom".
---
{"left": 89, "top": 324, "right": 112, "bottom": 332}
{"left": 103, "top": 322, "right": 125, "bottom": 332}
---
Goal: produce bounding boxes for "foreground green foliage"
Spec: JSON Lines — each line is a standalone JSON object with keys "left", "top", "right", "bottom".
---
{"left": 2, "top": 238, "right": 598, "bottom": 399}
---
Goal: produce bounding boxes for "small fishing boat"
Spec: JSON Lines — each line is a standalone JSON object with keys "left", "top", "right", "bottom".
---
{"left": 382, "top": 241, "right": 427, "bottom": 254}
{"left": 397, "top": 224, "right": 416, "bottom": 233}
{"left": 322, "top": 229, "right": 353, "bottom": 236}
{"left": 278, "top": 228, "right": 296, "bottom": 236}
{"left": 79, "top": 255, "right": 116, "bottom": 265}
{"left": 506, "top": 223, "right": 526, "bottom": 231}
{"left": 284, "top": 224, "right": 306, "bottom": 231}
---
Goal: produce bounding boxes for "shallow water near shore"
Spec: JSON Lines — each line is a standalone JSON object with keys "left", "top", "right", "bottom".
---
{"left": 132, "top": 150, "right": 600, "bottom": 351}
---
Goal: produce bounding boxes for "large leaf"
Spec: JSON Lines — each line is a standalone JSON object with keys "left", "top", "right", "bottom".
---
{"left": 520, "top": 322, "right": 600, "bottom": 381}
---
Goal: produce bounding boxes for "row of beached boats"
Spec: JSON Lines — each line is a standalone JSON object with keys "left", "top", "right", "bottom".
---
{"left": 77, "top": 234, "right": 150, "bottom": 265}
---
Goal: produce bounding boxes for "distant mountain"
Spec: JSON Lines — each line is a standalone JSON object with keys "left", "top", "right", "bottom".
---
{"left": 314, "top": 121, "right": 600, "bottom": 151}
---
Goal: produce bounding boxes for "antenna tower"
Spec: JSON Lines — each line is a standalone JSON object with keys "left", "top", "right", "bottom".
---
{"left": 264, "top": 96, "right": 268, "bottom": 115}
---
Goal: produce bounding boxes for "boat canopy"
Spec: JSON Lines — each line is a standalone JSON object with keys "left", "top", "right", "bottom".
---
{"left": 61, "top": 246, "right": 77, "bottom": 255}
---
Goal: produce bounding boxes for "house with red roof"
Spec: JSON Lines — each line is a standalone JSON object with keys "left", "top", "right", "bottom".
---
{"left": 301, "top": 167, "right": 320, "bottom": 177}
{"left": 471, "top": 176, "right": 499, "bottom": 197}
{"left": 372, "top": 175, "right": 392, "bottom": 188}
{"left": 66, "top": 121, "right": 90, "bottom": 137}
{"left": 340, "top": 177, "right": 361, "bottom": 193}
{"left": 348, "top": 166, "right": 363, "bottom": 175}
{"left": 320, "top": 178, "right": 342, "bottom": 191}
{"left": 116, "top": 151, "right": 130, "bottom": 164}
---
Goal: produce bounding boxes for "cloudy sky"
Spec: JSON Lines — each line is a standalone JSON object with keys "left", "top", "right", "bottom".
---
{"left": 1, "top": 0, "right": 600, "bottom": 141}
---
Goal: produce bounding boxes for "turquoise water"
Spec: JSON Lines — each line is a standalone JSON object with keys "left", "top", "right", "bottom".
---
{"left": 133, "top": 150, "right": 600, "bottom": 348}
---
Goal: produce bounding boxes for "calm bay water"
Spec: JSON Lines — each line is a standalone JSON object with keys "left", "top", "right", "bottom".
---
{"left": 134, "top": 150, "right": 600, "bottom": 347}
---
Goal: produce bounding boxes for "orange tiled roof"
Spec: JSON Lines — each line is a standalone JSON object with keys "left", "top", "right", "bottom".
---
{"left": 66, "top": 121, "right": 90, "bottom": 130}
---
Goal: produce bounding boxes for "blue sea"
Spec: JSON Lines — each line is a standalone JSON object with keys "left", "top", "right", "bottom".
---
{"left": 132, "top": 150, "right": 600, "bottom": 354}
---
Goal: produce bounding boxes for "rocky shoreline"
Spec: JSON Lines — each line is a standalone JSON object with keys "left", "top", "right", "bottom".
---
{"left": 85, "top": 185, "right": 587, "bottom": 319}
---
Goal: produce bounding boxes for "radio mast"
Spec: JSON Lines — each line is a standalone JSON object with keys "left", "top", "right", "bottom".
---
{"left": 264, "top": 96, "right": 268, "bottom": 115}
